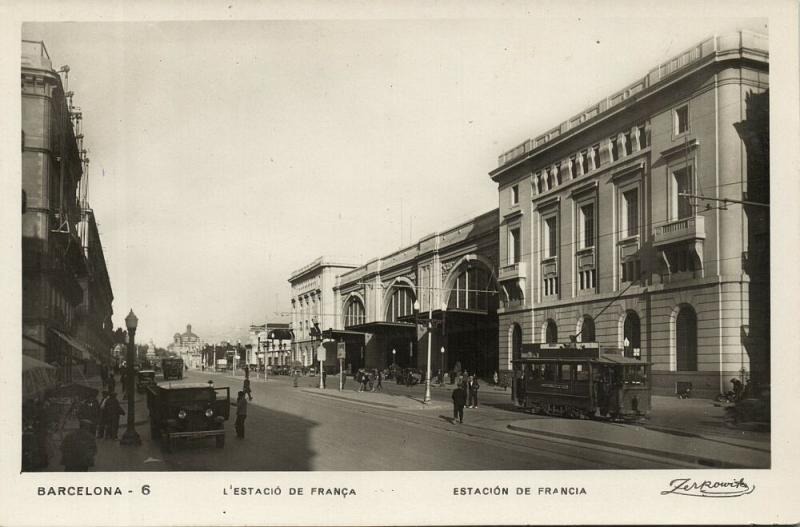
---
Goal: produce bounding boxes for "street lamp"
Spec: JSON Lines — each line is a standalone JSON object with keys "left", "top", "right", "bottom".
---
{"left": 440, "top": 346, "right": 445, "bottom": 385}
{"left": 120, "top": 309, "right": 141, "bottom": 446}
{"left": 413, "top": 296, "right": 433, "bottom": 405}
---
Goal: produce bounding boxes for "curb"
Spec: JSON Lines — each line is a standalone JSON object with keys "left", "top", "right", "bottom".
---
{"left": 303, "top": 389, "right": 445, "bottom": 411}
{"left": 506, "top": 424, "right": 748, "bottom": 469}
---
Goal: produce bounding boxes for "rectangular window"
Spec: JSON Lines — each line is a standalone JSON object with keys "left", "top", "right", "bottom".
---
{"left": 623, "top": 188, "right": 639, "bottom": 237}
{"left": 544, "top": 364, "right": 557, "bottom": 382}
{"left": 509, "top": 227, "right": 521, "bottom": 264}
{"left": 559, "top": 364, "right": 572, "bottom": 382}
{"left": 621, "top": 259, "right": 640, "bottom": 283}
{"left": 580, "top": 204, "right": 594, "bottom": 248}
{"left": 545, "top": 217, "right": 557, "bottom": 258}
{"left": 511, "top": 185, "right": 519, "bottom": 205}
{"left": 674, "top": 105, "right": 689, "bottom": 135}
{"left": 672, "top": 166, "right": 694, "bottom": 220}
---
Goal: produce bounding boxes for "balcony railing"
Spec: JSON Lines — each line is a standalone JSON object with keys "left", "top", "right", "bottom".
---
{"left": 653, "top": 216, "right": 705, "bottom": 246}
{"left": 498, "top": 261, "right": 527, "bottom": 282}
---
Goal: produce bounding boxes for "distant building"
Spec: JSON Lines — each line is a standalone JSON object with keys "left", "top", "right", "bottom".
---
{"left": 490, "top": 31, "right": 769, "bottom": 397}
{"left": 288, "top": 257, "right": 357, "bottom": 367}
{"left": 167, "top": 324, "right": 202, "bottom": 368}
{"left": 248, "top": 323, "right": 293, "bottom": 368}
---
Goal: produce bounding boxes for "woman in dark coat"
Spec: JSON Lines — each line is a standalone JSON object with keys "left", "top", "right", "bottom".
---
{"left": 104, "top": 392, "right": 125, "bottom": 440}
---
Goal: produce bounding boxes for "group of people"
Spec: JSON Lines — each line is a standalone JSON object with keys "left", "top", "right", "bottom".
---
{"left": 356, "top": 369, "right": 383, "bottom": 392}
{"left": 451, "top": 374, "right": 481, "bottom": 424}
{"left": 78, "top": 389, "right": 125, "bottom": 441}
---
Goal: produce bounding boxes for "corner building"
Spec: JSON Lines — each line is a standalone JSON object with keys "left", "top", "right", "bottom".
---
{"left": 491, "top": 32, "right": 769, "bottom": 398}
{"left": 289, "top": 257, "right": 357, "bottom": 367}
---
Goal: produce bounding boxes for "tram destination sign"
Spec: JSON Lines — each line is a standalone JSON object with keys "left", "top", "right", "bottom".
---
{"left": 520, "top": 344, "right": 600, "bottom": 360}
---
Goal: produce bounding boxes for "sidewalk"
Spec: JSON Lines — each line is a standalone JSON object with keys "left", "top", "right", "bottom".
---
{"left": 506, "top": 395, "right": 770, "bottom": 469}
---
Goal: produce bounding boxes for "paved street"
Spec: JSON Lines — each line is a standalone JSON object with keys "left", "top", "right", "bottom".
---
{"left": 84, "top": 370, "right": 769, "bottom": 471}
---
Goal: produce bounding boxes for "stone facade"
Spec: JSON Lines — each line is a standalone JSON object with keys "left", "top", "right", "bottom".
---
{"left": 167, "top": 324, "right": 202, "bottom": 368}
{"left": 22, "top": 40, "right": 114, "bottom": 383}
{"left": 490, "top": 31, "right": 769, "bottom": 398}
{"left": 288, "top": 258, "right": 357, "bottom": 367}
{"left": 334, "top": 210, "right": 500, "bottom": 377}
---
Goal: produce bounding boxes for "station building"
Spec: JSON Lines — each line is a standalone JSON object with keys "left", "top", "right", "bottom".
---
{"left": 331, "top": 210, "right": 500, "bottom": 377}
{"left": 490, "top": 31, "right": 769, "bottom": 397}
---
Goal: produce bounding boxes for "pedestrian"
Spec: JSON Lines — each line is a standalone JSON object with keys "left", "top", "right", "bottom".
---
{"left": 292, "top": 370, "right": 299, "bottom": 388}
{"left": 104, "top": 392, "right": 124, "bottom": 440}
{"left": 368, "top": 370, "right": 375, "bottom": 392}
{"left": 452, "top": 384, "right": 467, "bottom": 424}
{"left": 493, "top": 371, "right": 499, "bottom": 386}
{"left": 234, "top": 391, "right": 247, "bottom": 439}
{"left": 322, "top": 369, "right": 327, "bottom": 389}
{"left": 375, "top": 369, "right": 383, "bottom": 392}
{"left": 60, "top": 420, "right": 98, "bottom": 472}
{"left": 731, "top": 378, "right": 744, "bottom": 402}
{"left": 243, "top": 377, "right": 253, "bottom": 401}
{"left": 468, "top": 376, "right": 480, "bottom": 408}
{"left": 77, "top": 395, "right": 100, "bottom": 436}
{"left": 97, "top": 391, "right": 109, "bottom": 438}
{"left": 503, "top": 373, "right": 510, "bottom": 391}
{"left": 107, "top": 373, "right": 115, "bottom": 395}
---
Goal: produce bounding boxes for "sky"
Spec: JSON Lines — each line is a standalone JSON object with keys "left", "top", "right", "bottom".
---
{"left": 21, "top": 15, "right": 768, "bottom": 347}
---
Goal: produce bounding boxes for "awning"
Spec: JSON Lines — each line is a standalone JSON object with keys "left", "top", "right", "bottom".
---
{"left": 346, "top": 321, "right": 416, "bottom": 334}
{"left": 323, "top": 328, "right": 368, "bottom": 339}
{"left": 49, "top": 328, "right": 93, "bottom": 360}
{"left": 596, "top": 354, "right": 649, "bottom": 365}
{"left": 22, "top": 355, "right": 58, "bottom": 399}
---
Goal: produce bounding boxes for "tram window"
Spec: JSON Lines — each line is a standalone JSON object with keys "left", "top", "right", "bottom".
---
{"left": 575, "top": 363, "right": 589, "bottom": 382}
{"left": 559, "top": 364, "right": 572, "bottom": 382}
{"left": 624, "top": 365, "right": 647, "bottom": 385}
{"left": 532, "top": 364, "right": 543, "bottom": 379}
{"left": 543, "top": 364, "right": 557, "bottom": 382}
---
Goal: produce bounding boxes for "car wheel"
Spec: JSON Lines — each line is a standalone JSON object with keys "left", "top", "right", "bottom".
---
{"left": 216, "top": 434, "right": 225, "bottom": 448}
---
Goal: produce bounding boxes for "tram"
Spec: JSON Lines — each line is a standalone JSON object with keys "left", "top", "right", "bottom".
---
{"left": 511, "top": 343, "right": 651, "bottom": 420}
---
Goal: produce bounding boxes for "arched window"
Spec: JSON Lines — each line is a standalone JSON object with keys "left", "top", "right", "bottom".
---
{"left": 623, "top": 310, "right": 641, "bottom": 358}
{"left": 545, "top": 319, "right": 558, "bottom": 344}
{"left": 580, "top": 315, "right": 595, "bottom": 342}
{"left": 676, "top": 305, "right": 697, "bottom": 371}
{"left": 511, "top": 323, "right": 522, "bottom": 361}
{"left": 344, "top": 297, "right": 365, "bottom": 328}
{"left": 449, "top": 266, "right": 496, "bottom": 312}
{"left": 386, "top": 286, "right": 416, "bottom": 322}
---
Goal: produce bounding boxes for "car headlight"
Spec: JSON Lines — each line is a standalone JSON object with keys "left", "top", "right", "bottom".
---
{"left": 177, "top": 409, "right": 187, "bottom": 419}
{"left": 205, "top": 408, "right": 214, "bottom": 418}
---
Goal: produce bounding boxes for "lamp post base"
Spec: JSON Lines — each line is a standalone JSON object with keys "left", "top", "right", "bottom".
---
{"left": 119, "top": 428, "right": 142, "bottom": 446}
{"left": 424, "top": 380, "right": 431, "bottom": 404}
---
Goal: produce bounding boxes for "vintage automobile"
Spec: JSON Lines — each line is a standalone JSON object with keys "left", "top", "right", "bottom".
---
{"left": 146, "top": 383, "right": 230, "bottom": 452}
{"left": 512, "top": 342, "right": 651, "bottom": 420}
{"left": 136, "top": 369, "right": 157, "bottom": 393}
{"left": 161, "top": 357, "right": 184, "bottom": 381}
{"left": 396, "top": 368, "right": 423, "bottom": 385}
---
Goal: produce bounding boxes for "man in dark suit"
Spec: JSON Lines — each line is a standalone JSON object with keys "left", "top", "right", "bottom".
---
{"left": 452, "top": 384, "right": 467, "bottom": 424}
